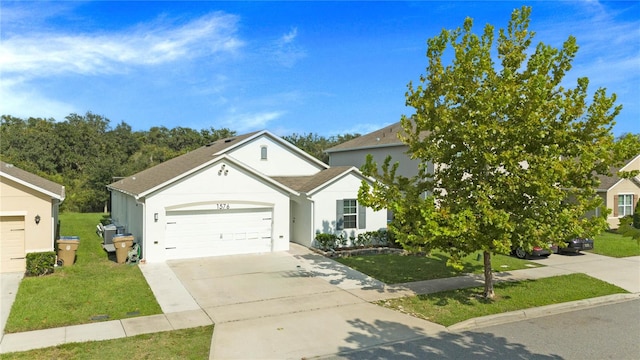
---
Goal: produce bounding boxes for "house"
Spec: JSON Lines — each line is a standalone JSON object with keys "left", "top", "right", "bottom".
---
{"left": 327, "top": 122, "right": 639, "bottom": 230}
{"left": 594, "top": 154, "right": 640, "bottom": 229}
{"left": 326, "top": 121, "right": 431, "bottom": 179}
{"left": 0, "top": 161, "right": 65, "bottom": 273}
{"left": 107, "top": 130, "right": 387, "bottom": 262}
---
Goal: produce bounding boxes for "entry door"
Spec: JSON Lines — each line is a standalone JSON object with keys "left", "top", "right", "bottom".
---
{"left": 1, "top": 216, "right": 26, "bottom": 273}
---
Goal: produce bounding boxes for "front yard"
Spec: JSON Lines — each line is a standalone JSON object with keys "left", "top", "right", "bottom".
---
{"left": 336, "top": 250, "right": 542, "bottom": 284}
{"left": 591, "top": 231, "right": 640, "bottom": 257}
{"left": 5, "top": 213, "right": 162, "bottom": 333}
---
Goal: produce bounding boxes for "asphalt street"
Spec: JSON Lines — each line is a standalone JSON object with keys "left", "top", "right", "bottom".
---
{"left": 319, "top": 299, "right": 640, "bottom": 360}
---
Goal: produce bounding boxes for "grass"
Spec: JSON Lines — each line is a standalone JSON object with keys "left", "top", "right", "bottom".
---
{"left": 2, "top": 325, "right": 213, "bottom": 359}
{"left": 590, "top": 231, "right": 640, "bottom": 258}
{"left": 5, "top": 213, "right": 162, "bottom": 333}
{"left": 335, "top": 250, "right": 542, "bottom": 284}
{"left": 378, "top": 273, "right": 628, "bottom": 327}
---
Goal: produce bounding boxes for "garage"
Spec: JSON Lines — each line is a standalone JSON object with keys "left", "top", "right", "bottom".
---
{"left": 165, "top": 207, "right": 273, "bottom": 260}
{"left": 0, "top": 216, "right": 26, "bottom": 273}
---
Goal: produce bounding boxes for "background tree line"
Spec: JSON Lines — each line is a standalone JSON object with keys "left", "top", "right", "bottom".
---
{"left": 0, "top": 112, "right": 359, "bottom": 212}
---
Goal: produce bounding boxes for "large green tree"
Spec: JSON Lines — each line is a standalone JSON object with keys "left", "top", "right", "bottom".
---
{"left": 359, "top": 7, "right": 640, "bottom": 298}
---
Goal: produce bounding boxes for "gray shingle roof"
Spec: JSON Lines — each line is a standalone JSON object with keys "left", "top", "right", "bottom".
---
{"left": 596, "top": 155, "right": 640, "bottom": 191}
{"left": 325, "top": 122, "right": 405, "bottom": 153}
{"left": 271, "top": 166, "right": 355, "bottom": 194}
{"left": 108, "top": 132, "right": 258, "bottom": 196}
{"left": 0, "top": 161, "right": 65, "bottom": 200}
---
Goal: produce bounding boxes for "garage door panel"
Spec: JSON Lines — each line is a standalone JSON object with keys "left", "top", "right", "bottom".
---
{"left": 1, "top": 216, "right": 26, "bottom": 273}
{"left": 165, "top": 208, "right": 273, "bottom": 260}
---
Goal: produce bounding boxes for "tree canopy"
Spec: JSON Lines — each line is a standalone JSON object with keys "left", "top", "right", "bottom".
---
{"left": 359, "top": 6, "right": 640, "bottom": 298}
{"left": 1, "top": 112, "right": 358, "bottom": 212}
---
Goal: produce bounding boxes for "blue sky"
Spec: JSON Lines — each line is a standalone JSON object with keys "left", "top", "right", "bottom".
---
{"left": 1, "top": 1, "right": 638, "bottom": 137}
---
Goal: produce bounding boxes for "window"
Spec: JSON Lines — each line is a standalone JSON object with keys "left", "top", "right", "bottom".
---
{"left": 260, "top": 146, "right": 268, "bottom": 160}
{"left": 618, "top": 194, "right": 634, "bottom": 217}
{"left": 343, "top": 199, "right": 357, "bottom": 229}
{"left": 336, "top": 199, "right": 366, "bottom": 230}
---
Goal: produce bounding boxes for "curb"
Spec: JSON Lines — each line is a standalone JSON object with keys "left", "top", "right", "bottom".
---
{"left": 447, "top": 293, "right": 640, "bottom": 332}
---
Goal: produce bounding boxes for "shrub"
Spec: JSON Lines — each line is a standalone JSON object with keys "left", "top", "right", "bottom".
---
{"left": 633, "top": 201, "right": 640, "bottom": 229}
{"left": 315, "top": 233, "right": 337, "bottom": 250}
{"left": 25, "top": 251, "right": 56, "bottom": 276}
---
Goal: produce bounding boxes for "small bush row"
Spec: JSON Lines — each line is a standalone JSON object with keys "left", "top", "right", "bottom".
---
{"left": 314, "top": 229, "right": 395, "bottom": 251}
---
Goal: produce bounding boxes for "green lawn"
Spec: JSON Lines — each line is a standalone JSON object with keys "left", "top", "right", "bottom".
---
{"left": 336, "top": 250, "right": 542, "bottom": 284}
{"left": 2, "top": 325, "right": 213, "bottom": 360}
{"left": 378, "top": 273, "right": 628, "bottom": 326}
{"left": 5, "top": 213, "right": 162, "bottom": 333}
{"left": 590, "top": 231, "right": 640, "bottom": 257}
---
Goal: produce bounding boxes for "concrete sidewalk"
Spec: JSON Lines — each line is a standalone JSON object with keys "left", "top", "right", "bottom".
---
{"left": 1, "top": 247, "right": 638, "bottom": 356}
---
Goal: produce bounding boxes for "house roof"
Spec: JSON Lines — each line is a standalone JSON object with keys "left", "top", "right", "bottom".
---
{"left": 0, "top": 161, "right": 65, "bottom": 200}
{"left": 271, "top": 166, "right": 358, "bottom": 194}
{"left": 595, "top": 154, "right": 640, "bottom": 191}
{"left": 325, "top": 122, "right": 406, "bottom": 153}
{"left": 107, "top": 132, "right": 259, "bottom": 197}
{"left": 108, "top": 130, "right": 331, "bottom": 198}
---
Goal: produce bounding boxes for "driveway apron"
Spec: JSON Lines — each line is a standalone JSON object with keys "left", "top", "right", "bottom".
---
{"left": 167, "top": 245, "right": 446, "bottom": 359}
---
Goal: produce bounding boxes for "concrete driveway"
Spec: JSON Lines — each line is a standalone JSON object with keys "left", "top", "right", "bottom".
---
{"left": 167, "top": 244, "right": 446, "bottom": 359}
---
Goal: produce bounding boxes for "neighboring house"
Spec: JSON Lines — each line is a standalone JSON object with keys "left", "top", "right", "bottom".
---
{"left": 107, "top": 130, "right": 386, "bottom": 263}
{"left": 326, "top": 121, "right": 431, "bottom": 179}
{"left": 0, "top": 161, "right": 65, "bottom": 273}
{"left": 327, "top": 122, "right": 639, "bottom": 230}
{"left": 594, "top": 154, "right": 640, "bottom": 229}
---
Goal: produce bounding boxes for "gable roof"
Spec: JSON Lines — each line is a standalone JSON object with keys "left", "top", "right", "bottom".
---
{"left": 596, "top": 154, "right": 640, "bottom": 192}
{"left": 108, "top": 130, "right": 328, "bottom": 198}
{"left": 325, "top": 122, "right": 405, "bottom": 153}
{"left": 272, "top": 166, "right": 369, "bottom": 195}
{"left": 0, "top": 161, "right": 65, "bottom": 200}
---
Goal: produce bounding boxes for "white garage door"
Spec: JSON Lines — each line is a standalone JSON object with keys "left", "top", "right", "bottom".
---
{"left": 165, "top": 208, "right": 273, "bottom": 260}
{"left": 1, "top": 216, "right": 26, "bottom": 273}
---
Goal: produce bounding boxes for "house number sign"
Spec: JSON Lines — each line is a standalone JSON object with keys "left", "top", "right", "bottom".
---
{"left": 217, "top": 203, "right": 231, "bottom": 210}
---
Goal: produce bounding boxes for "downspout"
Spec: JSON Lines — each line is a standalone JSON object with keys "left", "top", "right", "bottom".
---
{"left": 310, "top": 198, "right": 315, "bottom": 248}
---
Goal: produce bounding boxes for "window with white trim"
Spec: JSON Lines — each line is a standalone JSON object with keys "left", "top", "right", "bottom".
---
{"left": 618, "top": 194, "right": 634, "bottom": 217}
{"left": 336, "top": 199, "right": 366, "bottom": 230}
{"left": 343, "top": 199, "right": 357, "bottom": 229}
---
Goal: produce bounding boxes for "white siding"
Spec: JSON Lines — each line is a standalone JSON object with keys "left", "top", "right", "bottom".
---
{"left": 229, "top": 135, "right": 325, "bottom": 176}
{"left": 311, "top": 173, "right": 387, "bottom": 245}
{"left": 142, "top": 160, "right": 290, "bottom": 262}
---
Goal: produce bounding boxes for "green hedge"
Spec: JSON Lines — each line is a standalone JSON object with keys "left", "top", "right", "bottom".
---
{"left": 25, "top": 251, "right": 56, "bottom": 276}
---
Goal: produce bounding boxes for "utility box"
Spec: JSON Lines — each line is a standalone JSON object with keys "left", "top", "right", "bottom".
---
{"left": 57, "top": 236, "right": 80, "bottom": 266}
{"left": 113, "top": 235, "right": 134, "bottom": 264}
{"left": 103, "top": 224, "right": 125, "bottom": 245}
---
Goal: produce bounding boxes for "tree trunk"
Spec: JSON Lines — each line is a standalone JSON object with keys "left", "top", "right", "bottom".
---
{"left": 483, "top": 250, "right": 495, "bottom": 299}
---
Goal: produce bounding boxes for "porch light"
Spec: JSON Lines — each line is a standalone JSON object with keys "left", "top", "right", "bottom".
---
{"left": 154, "top": 213, "right": 159, "bottom": 222}
{"left": 35, "top": 214, "right": 41, "bottom": 225}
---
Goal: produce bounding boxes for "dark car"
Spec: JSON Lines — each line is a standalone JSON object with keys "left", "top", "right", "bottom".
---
{"left": 512, "top": 243, "right": 558, "bottom": 259}
{"left": 558, "top": 237, "right": 594, "bottom": 254}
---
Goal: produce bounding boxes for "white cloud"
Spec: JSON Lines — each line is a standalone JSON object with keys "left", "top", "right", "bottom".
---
{"left": 268, "top": 27, "right": 306, "bottom": 67}
{"left": 281, "top": 27, "right": 298, "bottom": 44}
{"left": 0, "top": 12, "right": 243, "bottom": 79}
{"left": 222, "top": 110, "right": 285, "bottom": 133}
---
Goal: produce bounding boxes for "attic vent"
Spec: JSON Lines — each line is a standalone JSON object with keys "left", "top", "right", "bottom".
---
{"left": 206, "top": 142, "right": 216, "bottom": 147}
{"left": 224, "top": 138, "right": 236, "bottom": 143}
